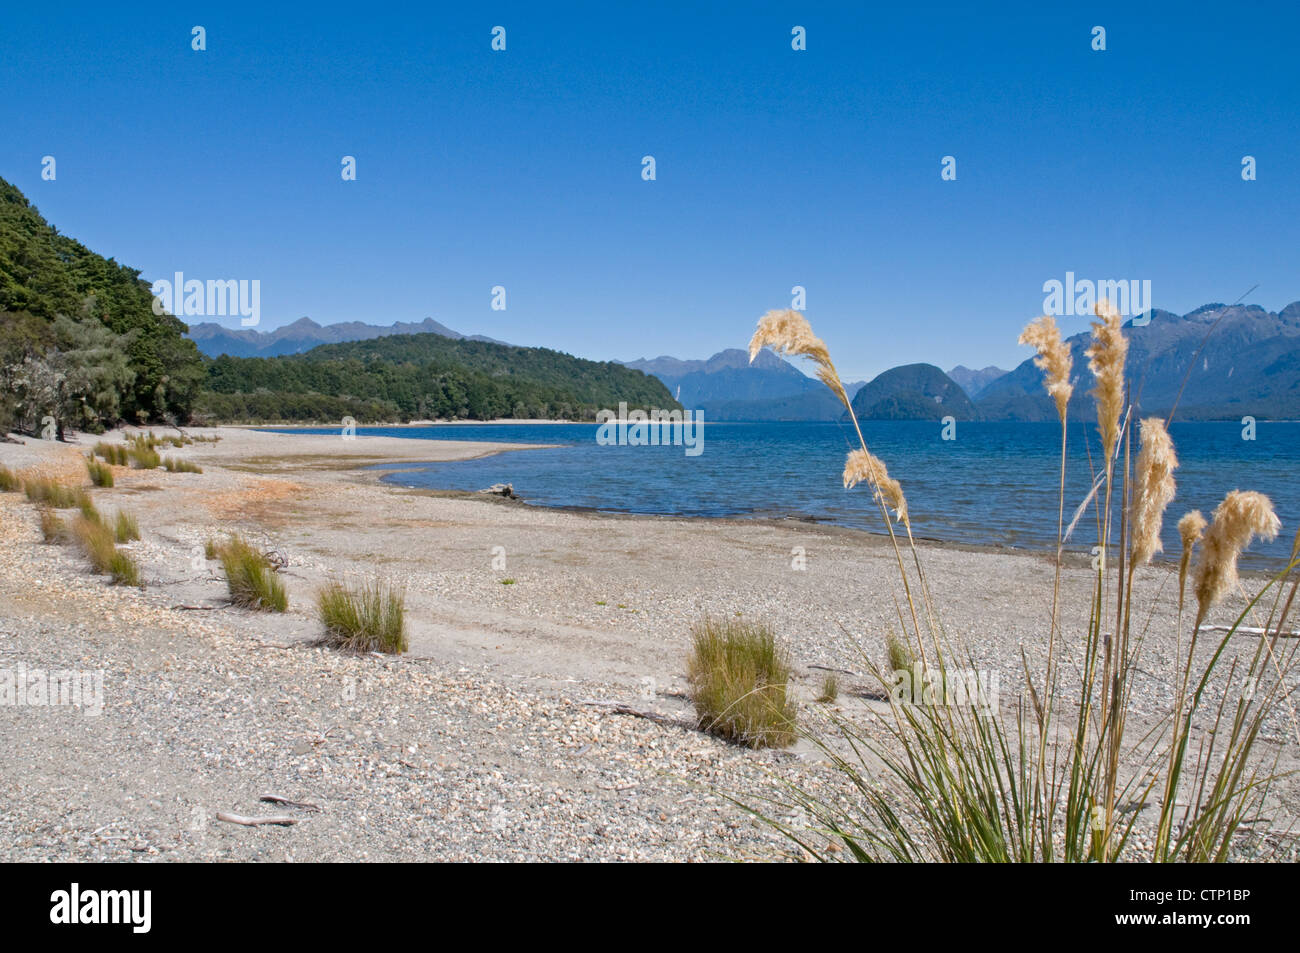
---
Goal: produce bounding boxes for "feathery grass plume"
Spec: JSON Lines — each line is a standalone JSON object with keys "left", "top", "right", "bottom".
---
{"left": 1176, "top": 510, "right": 1207, "bottom": 610}
{"left": 1193, "top": 491, "right": 1280, "bottom": 620}
{"left": 749, "top": 309, "right": 850, "bottom": 410}
{"left": 1017, "top": 315, "right": 1074, "bottom": 420}
{"left": 1130, "top": 417, "right": 1178, "bottom": 566}
{"left": 1085, "top": 299, "right": 1128, "bottom": 463}
{"left": 843, "top": 448, "right": 908, "bottom": 526}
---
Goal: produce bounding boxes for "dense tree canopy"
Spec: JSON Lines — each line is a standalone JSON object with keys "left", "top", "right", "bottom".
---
{"left": 0, "top": 176, "right": 205, "bottom": 433}
{"left": 199, "top": 334, "right": 679, "bottom": 423}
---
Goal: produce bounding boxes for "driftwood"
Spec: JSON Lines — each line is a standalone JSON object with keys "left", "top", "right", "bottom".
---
{"left": 1198, "top": 625, "right": 1300, "bottom": 639}
{"left": 215, "top": 812, "right": 298, "bottom": 827}
{"left": 260, "top": 794, "right": 321, "bottom": 812}
{"left": 168, "top": 604, "right": 219, "bottom": 611}
{"left": 580, "top": 699, "right": 684, "bottom": 727}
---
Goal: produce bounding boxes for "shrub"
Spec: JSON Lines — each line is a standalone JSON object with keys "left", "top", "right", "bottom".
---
{"left": 86, "top": 457, "right": 114, "bottom": 487}
{"left": 316, "top": 579, "right": 408, "bottom": 654}
{"left": 687, "top": 617, "right": 796, "bottom": 748}
{"left": 218, "top": 536, "right": 287, "bottom": 611}
{"left": 113, "top": 510, "right": 140, "bottom": 542}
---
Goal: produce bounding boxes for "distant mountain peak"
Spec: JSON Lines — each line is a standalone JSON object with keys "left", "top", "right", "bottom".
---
{"left": 185, "top": 316, "right": 508, "bottom": 358}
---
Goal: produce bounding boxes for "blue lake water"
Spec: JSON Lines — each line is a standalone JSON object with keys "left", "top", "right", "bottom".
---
{"left": 264, "top": 421, "right": 1300, "bottom": 567}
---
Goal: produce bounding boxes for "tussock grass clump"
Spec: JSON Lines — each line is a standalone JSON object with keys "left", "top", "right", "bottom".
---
{"left": 86, "top": 457, "right": 115, "bottom": 487}
{"left": 886, "top": 632, "right": 913, "bottom": 675}
{"left": 162, "top": 456, "right": 202, "bottom": 473}
{"left": 38, "top": 507, "right": 66, "bottom": 542}
{"left": 113, "top": 510, "right": 140, "bottom": 542}
{"left": 127, "top": 445, "right": 161, "bottom": 469}
{"left": 204, "top": 537, "right": 220, "bottom": 560}
{"left": 816, "top": 674, "right": 839, "bottom": 704}
{"left": 69, "top": 515, "right": 141, "bottom": 586}
{"left": 0, "top": 465, "right": 20, "bottom": 492}
{"left": 687, "top": 617, "right": 796, "bottom": 749}
{"left": 218, "top": 537, "right": 287, "bottom": 612}
{"left": 92, "top": 442, "right": 129, "bottom": 466}
{"left": 316, "top": 579, "right": 408, "bottom": 654}
{"left": 23, "top": 477, "right": 84, "bottom": 509}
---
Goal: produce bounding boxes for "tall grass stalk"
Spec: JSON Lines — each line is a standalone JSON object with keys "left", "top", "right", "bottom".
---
{"left": 744, "top": 305, "right": 1297, "bottom": 862}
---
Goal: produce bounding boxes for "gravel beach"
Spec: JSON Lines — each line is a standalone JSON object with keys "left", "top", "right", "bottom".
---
{"left": 2, "top": 426, "right": 1297, "bottom": 861}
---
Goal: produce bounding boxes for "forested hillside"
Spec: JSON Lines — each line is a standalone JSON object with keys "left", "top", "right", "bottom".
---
{"left": 0, "top": 176, "right": 204, "bottom": 434}
{"left": 199, "top": 333, "right": 678, "bottom": 422}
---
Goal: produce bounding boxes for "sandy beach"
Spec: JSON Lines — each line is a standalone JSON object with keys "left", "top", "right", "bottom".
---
{"left": 1, "top": 427, "right": 1297, "bottom": 861}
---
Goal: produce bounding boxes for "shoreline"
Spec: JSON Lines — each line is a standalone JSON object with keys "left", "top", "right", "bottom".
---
{"left": 2, "top": 425, "right": 1295, "bottom": 861}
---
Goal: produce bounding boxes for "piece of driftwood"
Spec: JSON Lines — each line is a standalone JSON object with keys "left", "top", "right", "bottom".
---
{"left": 260, "top": 794, "right": 320, "bottom": 812}
{"left": 215, "top": 812, "right": 298, "bottom": 827}
{"left": 580, "top": 699, "right": 683, "bottom": 727}
{"left": 168, "top": 604, "right": 219, "bottom": 611}
{"left": 1198, "top": 624, "right": 1300, "bottom": 638}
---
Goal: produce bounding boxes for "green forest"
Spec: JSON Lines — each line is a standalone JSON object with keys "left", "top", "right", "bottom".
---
{"left": 1, "top": 175, "right": 676, "bottom": 432}
{"left": 0, "top": 176, "right": 205, "bottom": 435}
{"left": 199, "top": 335, "right": 678, "bottom": 423}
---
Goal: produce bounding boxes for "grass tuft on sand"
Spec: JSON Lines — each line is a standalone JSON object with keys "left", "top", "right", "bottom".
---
{"left": 217, "top": 536, "right": 287, "bottom": 612}
{"left": 316, "top": 579, "right": 408, "bottom": 654}
{"left": 687, "top": 616, "right": 796, "bottom": 749}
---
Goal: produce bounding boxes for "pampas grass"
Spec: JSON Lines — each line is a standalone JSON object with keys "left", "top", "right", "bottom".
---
{"left": 1177, "top": 510, "right": 1207, "bottom": 611}
{"left": 1018, "top": 315, "right": 1073, "bottom": 421}
{"left": 739, "top": 304, "right": 1297, "bottom": 864}
{"left": 1130, "top": 417, "right": 1178, "bottom": 566}
{"left": 1086, "top": 299, "right": 1128, "bottom": 465}
{"left": 1192, "top": 491, "right": 1281, "bottom": 624}
{"left": 843, "top": 449, "right": 908, "bottom": 526}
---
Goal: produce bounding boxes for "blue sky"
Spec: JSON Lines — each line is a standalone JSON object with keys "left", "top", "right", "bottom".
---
{"left": 2, "top": 1, "right": 1296, "bottom": 380}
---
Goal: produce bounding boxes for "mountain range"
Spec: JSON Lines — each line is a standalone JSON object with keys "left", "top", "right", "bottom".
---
{"left": 187, "top": 301, "right": 1300, "bottom": 422}
{"left": 186, "top": 316, "right": 507, "bottom": 358}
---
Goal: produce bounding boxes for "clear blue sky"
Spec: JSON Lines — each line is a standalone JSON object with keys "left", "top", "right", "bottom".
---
{"left": 2, "top": 1, "right": 1296, "bottom": 380}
